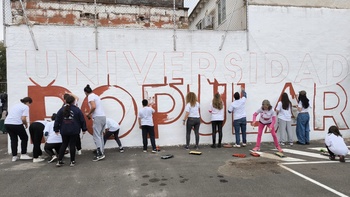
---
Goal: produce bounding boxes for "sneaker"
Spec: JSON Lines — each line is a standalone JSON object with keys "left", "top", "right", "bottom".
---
{"left": 194, "top": 145, "right": 199, "bottom": 150}
{"left": 143, "top": 150, "right": 147, "bottom": 153}
{"left": 289, "top": 142, "right": 294, "bottom": 146}
{"left": 233, "top": 144, "right": 241, "bottom": 148}
{"left": 279, "top": 142, "right": 285, "bottom": 146}
{"left": 70, "top": 161, "right": 76, "bottom": 167}
{"left": 12, "top": 156, "right": 18, "bottom": 162}
{"left": 77, "top": 150, "right": 82, "bottom": 155}
{"left": 184, "top": 146, "right": 189, "bottom": 150}
{"left": 92, "top": 154, "right": 105, "bottom": 161}
{"left": 210, "top": 144, "right": 216, "bottom": 148}
{"left": 217, "top": 144, "right": 222, "bottom": 148}
{"left": 119, "top": 148, "right": 124, "bottom": 153}
{"left": 242, "top": 143, "right": 247, "bottom": 147}
{"left": 33, "top": 158, "right": 45, "bottom": 163}
{"left": 252, "top": 147, "right": 260, "bottom": 151}
{"left": 20, "top": 154, "right": 33, "bottom": 160}
{"left": 329, "top": 155, "right": 336, "bottom": 161}
{"left": 277, "top": 147, "right": 283, "bottom": 153}
{"left": 339, "top": 155, "right": 345, "bottom": 162}
{"left": 151, "top": 150, "right": 157, "bottom": 153}
{"left": 48, "top": 155, "right": 57, "bottom": 163}
{"left": 64, "top": 153, "right": 71, "bottom": 158}
{"left": 56, "top": 160, "right": 64, "bottom": 167}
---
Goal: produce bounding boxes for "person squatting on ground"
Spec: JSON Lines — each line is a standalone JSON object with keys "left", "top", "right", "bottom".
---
{"left": 29, "top": 120, "right": 48, "bottom": 162}
{"left": 228, "top": 88, "right": 247, "bottom": 148}
{"left": 84, "top": 84, "right": 106, "bottom": 161}
{"left": 276, "top": 92, "right": 294, "bottom": 146}
{"left": 54, "top": 95, "right": 87, "bottom": 167}
{"left": 183, "top": 92, "right": 200, "bottom": 150}
{"left": 44, "top": 113, "right": 62, "bottom": 163}
{"left": 63, "top": 93, "right": 82, "bottom": 155}
{"left": 104, "top": 118, "right": 124, "bottom": 153}
{"left": 5, "top": 97, "right": 33, "bottom": 161}
{"left": 251, "top": 100, "right": 283, "bottom": 152}
{"left": 138, "top": 99, "right": 157, "bottom": 153}
{"left": 325, "top": 125, "right": 348, "bottom": 162}
{"left": 295, "top": 90, "right": 311, "bottom": 145}
{"left": 209, "top": 93, "right": 224, "bottom": 148}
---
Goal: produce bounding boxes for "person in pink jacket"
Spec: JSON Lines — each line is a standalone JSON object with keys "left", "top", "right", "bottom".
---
{"left": 251, "top": 100, "right": 282, "bottom": 152}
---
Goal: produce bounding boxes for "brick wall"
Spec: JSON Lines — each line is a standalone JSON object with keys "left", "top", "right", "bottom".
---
{"left": 10, "top": 0, "right": 188, "bottom": 28}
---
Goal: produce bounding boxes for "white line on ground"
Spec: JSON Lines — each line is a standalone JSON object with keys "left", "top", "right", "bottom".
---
{"left": 308, "top": 147, "right": 350, "bottom": 155}
{"left": 279, "top": 164, "right": 349, "bottom": 197}
{"left": 256, "top": 151, "right": 305, "bottom": 162}
{"left": 281, "top": 148, "right": 330, "bottom": 159}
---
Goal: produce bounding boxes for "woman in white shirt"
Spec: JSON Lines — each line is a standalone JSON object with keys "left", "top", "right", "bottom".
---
{"left": 296, "top": 91, "right": 311, "bottom": 145}
{"left": 209, "top": 93, "right": 224, "bottom": 148}
{"left": 182, "top": 92, "right": 200, "bottom": 150}
{"left": 276, "top": 93, "right": 293, "bottom": 146}
{"left": 4, "top": 97, "right": 33, "bottom": 161}
{"left": 325, "top": 125, "right": 348, "bottom": 162}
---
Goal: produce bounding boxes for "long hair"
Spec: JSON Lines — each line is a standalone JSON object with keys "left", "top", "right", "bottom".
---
{"left": 212, "top": 93, "right": 223, "bottom": 110}
{"left": 281, "top": 93, "right": 291, "bottom": 110}
{"left": 298, "top": 91, "right": 309, "bottom": 109}
{"left": 186, "top": 92, "right": 197, "bottom": 107}
{"left": 261, "top": 99, "right": 272, "bottom": 110}
{"left": 84, "top": 84, "right": 93, "bottom": 94}
{"left": 328, "top": 125, "right": 342, "bottom": 137}
{"left": 63, "top": 95, "right": 75, "bottom": 118}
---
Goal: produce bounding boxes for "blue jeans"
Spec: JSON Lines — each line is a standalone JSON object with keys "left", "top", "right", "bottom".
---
{"left": 233, "top": 117, "right": 247, "bottom": 145}
{"left": 296, "top": 112, "right": 310, "bottom": 144}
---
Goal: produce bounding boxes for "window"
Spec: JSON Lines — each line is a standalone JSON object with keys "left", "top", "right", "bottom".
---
{"left": 218, "top": 0, "right": 226, "bottom": 25}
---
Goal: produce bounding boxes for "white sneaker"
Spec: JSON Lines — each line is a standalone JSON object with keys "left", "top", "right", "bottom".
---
{"left": 233, "top": 144, "right": 241, "bottom": 148}
{"left": 12, "top": 156, "right": 18, "bottom": 162}
{"left": 242, "top": 143, "right": 247, "bottom": 147}
{"left": 77, "top": 150, "right": 82, "bottom": 155}
{"left": 48, "top": 155, "right": 57, "bottom": 163}
{"left": 64, "top": 153, "right": 71, "bottom": 158}
{"left": 20, "top": 154, "right": 33, "bottom": 160}
{"left": 33, "top": 158, "right": 45, "bottom": 163}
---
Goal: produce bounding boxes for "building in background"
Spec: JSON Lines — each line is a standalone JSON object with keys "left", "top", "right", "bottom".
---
{"left": 6, "top": 0, "right": 189, "bottom": 29}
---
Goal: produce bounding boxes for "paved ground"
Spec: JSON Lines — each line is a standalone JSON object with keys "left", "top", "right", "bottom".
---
{"left": 0, "top": 134, "right": 349, "bottom": 197}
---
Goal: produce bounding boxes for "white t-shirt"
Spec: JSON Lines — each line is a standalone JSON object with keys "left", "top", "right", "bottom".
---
{"left": 325, "top": 133, "right": 349, "bottom": 156}
{"left": 105, "top": 118, "right": 120, "bottom": 132}
{"left": 276, "top": 101, "right": 292, "bottom": 121}
{"left": 138, "top": 106, "right": 155, "bottom": 126}
{"left": 4, "top": 103, "right": 29, "bottom": 125}
{"left": 44, "top": 121, "right": 62, "bottom": 143}
{"left": 228, "top": 97, "right": 246, "bottom": 120}
{"left": 210, "top": 104, "right": 224, "bottom": 121}
{"left": 185, "top": 102, "right": 200, "bottom": 118}
{"left": 298, "top": 101, "right": 311, "bottom": 113}
{"left": 255, "top": 108, "right": 275, "bottom": 124}
{"left": 88, "top": 93, "right": 105, "bottom": 117}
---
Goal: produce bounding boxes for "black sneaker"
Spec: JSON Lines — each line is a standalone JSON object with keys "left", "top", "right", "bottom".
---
{"left": 56, "top": 160, "right": 64, "bottom": 167}
{"left": 93, "top": 154, "right": 105, "bottom": 162}
{"left": 119, "top": 148, "right": 124, "bottom": 153}
{"left": 70, "top": 161, "right": 76, "bottom": 167}
{"left": 210, "top": 144, "right": 216, "bottom": 148}
{"left": 217, "top": 144, "right": 222, "bottom": 148}
{"left": 339, "top": 155, "right": 345, "bottom": 162}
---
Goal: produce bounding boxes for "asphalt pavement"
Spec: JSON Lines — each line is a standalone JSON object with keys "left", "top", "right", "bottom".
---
{"left": 0, "top": 134, "right": 349, "bottom": 197}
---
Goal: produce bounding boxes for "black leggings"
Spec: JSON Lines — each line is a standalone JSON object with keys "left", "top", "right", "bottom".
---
{"left": 44, "top": 143, "right": 62, "bottom": 157}
{"left": 29, "top": 122, "right": 44, "bottom": 158}
{"left": 5, "top": 124, "right": 28, "bottom": 156}
{"left": 186, "top": 118, "right": 200, "bottom": 146}
{"left": 58, "top": 134, "right": 78, "bottom": 162}
{"left": 211, "top": 121, "right": 223, "bottom": 145}
{"left": 104, "top": 129, "right": 122, "bottom": 147}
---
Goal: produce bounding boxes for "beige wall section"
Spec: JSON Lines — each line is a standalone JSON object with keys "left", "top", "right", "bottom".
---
{"left": 248, "top": 0, "right": 350, "bottom": 9}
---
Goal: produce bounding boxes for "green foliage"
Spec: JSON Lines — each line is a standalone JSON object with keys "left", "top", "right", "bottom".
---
{"left": 0, "top": 42, "right": 6, "bottom": 93}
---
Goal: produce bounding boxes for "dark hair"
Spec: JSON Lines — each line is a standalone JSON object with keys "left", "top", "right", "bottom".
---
{"left": 142, "top": 99, "right": 148, "bottom": 107}
{"left": 281, "top": 93, "right": 291, "bottom": 110}
{"left": 84, "top": 84, "right": 93, "bottom": 94}
{"left": 63, "top": 95, "right": 75, "bottom": 118}
{"left": 63, "top": 93, "right": 70, "bottom": 100}
{"left": 234, "top": 92, "right": 240, "bottom": 100}
{"left": 51, "top": 113, "right": 57, "bottom": 121}
{"left": 298, "top": 92, "right": 309, "bottom": 109}
{"left": 20, "top": 97, "right": 32, "bottom": 104}
{"left": 328, "top": 125, "right": 342, "bottom": 137}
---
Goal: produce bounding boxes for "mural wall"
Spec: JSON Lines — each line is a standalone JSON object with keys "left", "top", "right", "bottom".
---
{"left": 6, "top": 5, "right": 350, "bottom": 150}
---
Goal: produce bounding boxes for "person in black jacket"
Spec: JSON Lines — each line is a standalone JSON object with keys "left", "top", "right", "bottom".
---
{"left": 54, "top": 95, "right": 87, "bottom": 167}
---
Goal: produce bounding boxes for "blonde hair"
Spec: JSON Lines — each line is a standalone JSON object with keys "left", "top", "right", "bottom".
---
{"left": 212, "top": 93, "right": 223, "bottom": 110}
{"left": 186, "top": 92, "right": 197, "bottom": 107}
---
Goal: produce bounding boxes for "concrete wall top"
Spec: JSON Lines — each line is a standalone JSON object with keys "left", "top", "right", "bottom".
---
{"left": 248, "top": 0, "right": 350, "bottom": 9}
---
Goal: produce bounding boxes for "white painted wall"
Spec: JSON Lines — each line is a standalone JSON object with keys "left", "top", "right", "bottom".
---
{"left": 6, "top": 5, "right": 350, "bottom": 152}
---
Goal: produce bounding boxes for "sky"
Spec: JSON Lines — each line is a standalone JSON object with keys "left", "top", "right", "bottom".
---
{"left": 0, "top": 0, "right": 199, "bottom": 41}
